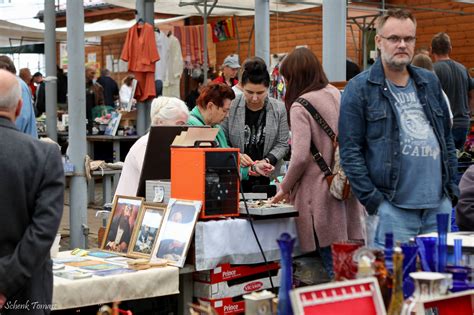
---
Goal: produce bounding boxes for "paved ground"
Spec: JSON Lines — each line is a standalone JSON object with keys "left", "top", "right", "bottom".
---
{"left": 59, "top": 184, "right": 105, "bottom": 250}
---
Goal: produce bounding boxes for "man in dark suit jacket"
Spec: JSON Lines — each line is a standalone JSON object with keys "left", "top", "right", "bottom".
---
{"left": 457, "top": 165, "right": 474, "bottom": 231}
{"left": 0, "top": 69, "right": 64, "bottom": 314}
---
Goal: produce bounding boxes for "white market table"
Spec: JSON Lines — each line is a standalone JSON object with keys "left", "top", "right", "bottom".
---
{"left": 52, "top": 251, "right": 179, "bottom": 310}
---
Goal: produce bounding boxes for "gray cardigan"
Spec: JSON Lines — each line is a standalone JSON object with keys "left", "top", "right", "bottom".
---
{"left": 220, "top": 93, "right": 289, "bottom": 164}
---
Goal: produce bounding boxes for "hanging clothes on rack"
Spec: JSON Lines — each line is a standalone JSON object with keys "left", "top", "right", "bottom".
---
{"left": 173, "top": 24, "right": 216, "bottom": 70}
{"left": 270, "top": 63, "right": 286, "bottom": 101}
{"left": 154, "top": 30, "right": 170, "bottom": 96}
{"left": 121, "top": 22, "right": 159, "bottom": 102}
{"left": 162, "top": 34, "right": 184, "bottom": 98}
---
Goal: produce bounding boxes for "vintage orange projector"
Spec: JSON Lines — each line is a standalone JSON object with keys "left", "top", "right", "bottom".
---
{"left": 170, "top": 147, "right": 240, "bottom": 219}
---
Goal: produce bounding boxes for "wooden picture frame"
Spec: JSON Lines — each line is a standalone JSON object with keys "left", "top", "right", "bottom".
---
{"left": 150, "top": 199, "right": 201, "bottom": 267}
{"left": 127, "top": 203, "right": 167, "bottom": 259}
{"left": 104, "top": 111, "right": 122, "bottom": 136}
{"left": 100, "top": 195, "right": 143, "bottom": 254}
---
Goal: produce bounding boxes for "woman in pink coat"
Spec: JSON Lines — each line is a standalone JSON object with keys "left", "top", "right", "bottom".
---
{"left": 271, "top": 48, "right": 365, "bottom": 278}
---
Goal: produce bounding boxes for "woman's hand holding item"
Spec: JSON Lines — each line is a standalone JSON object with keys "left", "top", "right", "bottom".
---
{"left": 254, "top": 160, "right": 274, "bottom": 176}
{"left": 271, "top": 189, "right": 289, "bottom": 204}
{"left": 240, "top": 153, "right": 254, "bottom": 167}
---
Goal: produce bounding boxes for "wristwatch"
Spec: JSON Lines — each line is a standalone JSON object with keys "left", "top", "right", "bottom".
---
{"left": 249, "top": 163, "right": 259, "bottom": 176}
{"left": 251, "top": 163, "right": 257, "bottom": 173}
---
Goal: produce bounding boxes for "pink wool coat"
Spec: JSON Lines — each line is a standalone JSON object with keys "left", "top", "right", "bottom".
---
{"left": 279, "top": 85, "right": 366, "bottom": 252}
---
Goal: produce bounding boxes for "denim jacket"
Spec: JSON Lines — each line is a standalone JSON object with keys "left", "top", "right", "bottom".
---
{"left": 339, "top": 58, "right": 459, "bottom": 215}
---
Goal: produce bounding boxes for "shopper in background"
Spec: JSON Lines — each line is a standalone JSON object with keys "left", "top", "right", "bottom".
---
{"left": 456, "top": 165, "right": 474, "bottom": 231}
{"left": 184, "top": 74, "right": 205, "bottom": 111}
{"left": 97, "top": 68, "right": 119, "bottom": 107}
{"left": 220, "top": 57, "right": 289, "bottom": 193}
{"left": 431, "top": 32, "right": 474, "bottom": 150}
{"left": 188, "top": 82, "right": 274, "bottom": 179}
{"left": 119, "top": 74, "right": 136, "bottom": 107}
{"left": 19, "top": 68, "right": 35, "bottom": 99}
{"left": 115, "top": 96, "right": 189, "bottom": 197}
{"left": 0, "top": 69, "right": 64, "bottom": 314}
{"left": 346, "top": 59, "right": 361, "bottom": 81}
{"left": 0, "top": 55, "right": 37, "bottom": 138}
{"left": 213, "top": 54, "right": 240, "bottom": 87}
{"left": 85, "top": 66, "right": 105, "bottom": 130}
{"left": 271, "top": 47, "right": 365, "bottom": 278}
{"left": 411, "top": 53, "right": 453, "bottom": 126}
{"left": 57, "top": 66, "right": 68, "bottom": 110}
{"left": 339, "top": 9, "right": 458, "bottom": 247}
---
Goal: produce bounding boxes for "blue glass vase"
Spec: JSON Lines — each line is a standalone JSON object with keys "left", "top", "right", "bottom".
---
{"left": 415, "top": 237, "right": 437, "bottom": 272}
{"left": 384, "top": 232, "right": 394, "bottom": 274}
{"left": 401, "top": 242, "right": 418, "bottom": 299}
{"left": 437, "top": 213, "right": 449, "bottom": 273}
{"left": 277, "top": 233, "right": 295, "bottom": 315}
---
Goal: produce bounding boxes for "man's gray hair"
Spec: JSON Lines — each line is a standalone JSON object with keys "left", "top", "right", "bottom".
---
{"left": 101, "top": 68, "right": 111, "bottom": 77}
{"left": 150, "top": 96, "right": 189, "bottom": 126}
{"left": 376, "top": 8, "right": 417, "bottom": 34}
{"left": 0, "top": 69, "right": 21, "bottom": 110}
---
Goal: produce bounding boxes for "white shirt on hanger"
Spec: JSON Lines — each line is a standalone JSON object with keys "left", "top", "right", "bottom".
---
{"left": 155, "top": 31, "right": 170, "bottom": 81}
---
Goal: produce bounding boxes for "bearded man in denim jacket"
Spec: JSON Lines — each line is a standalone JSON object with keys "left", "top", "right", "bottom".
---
{"left": 339, "top": 9, "right": 459, "bottom": 247}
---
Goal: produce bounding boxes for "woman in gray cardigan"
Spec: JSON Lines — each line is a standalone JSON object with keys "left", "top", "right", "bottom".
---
{"left": 220, "top": 57, "right": 289, "bottom": 193}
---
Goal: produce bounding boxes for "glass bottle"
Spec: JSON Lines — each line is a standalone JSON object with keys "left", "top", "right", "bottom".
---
{"left": 384, "top": 232, "right": 394, "bottom": 274}
{"left": 388, "top": 244, "right": 404, "bottom": 315}
{"left": 374, "top": 250, "right": 391, "bottom": 309}
{"left": 277, "top": 233, "right": 295, "bottom": 315}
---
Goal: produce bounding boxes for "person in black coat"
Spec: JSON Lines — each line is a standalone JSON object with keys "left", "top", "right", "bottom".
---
{"left": 0, "top": 69, "right": 64, "bottom": 314}
{"left": 97, "top": 68, "right": 119, "bottom": 107}
{"left": 456, "top": 165, "right": 474, "bottom": 231}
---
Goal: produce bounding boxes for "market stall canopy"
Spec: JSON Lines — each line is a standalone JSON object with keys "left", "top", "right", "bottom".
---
{"left": 104, "top": 0, "right": 323, "bottom": 16}
{"left": 0, "top": 15, "right": 188, "bottom": 43}
{"left": 0, "top": 43, "right": 44, "bottom": 54}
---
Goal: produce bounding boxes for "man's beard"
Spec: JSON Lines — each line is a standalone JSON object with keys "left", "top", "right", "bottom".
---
{"left": 382, "top": 51, "right": 411, "bottom": 72}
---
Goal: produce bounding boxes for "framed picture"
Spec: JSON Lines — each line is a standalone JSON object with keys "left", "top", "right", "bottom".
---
{"left": 128, "top": 203, "right": 167, "bottom": 258}
{"left": 150, "top": 199, "right": 201, "bottom": 267}
{"left": 125, "top": 79, "right": 137, "bottom": 112}
{"left": 104, "top": 111, "right": 122, "bottom": 136}
{"left": 101, "top": 195, "right": 143, "bottom": 254}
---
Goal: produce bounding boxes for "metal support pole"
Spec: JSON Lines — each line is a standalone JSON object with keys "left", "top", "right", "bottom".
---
{"left": 135, "top": 0, "right": 146, "bottom": 136}
{"left": 203, "top": 1, "right": 208, "bottom": 83}
{"left": 362, "top": 28, "right": 368, "bottom": 70}
{"left": 44, "top": 0, "right": 57, "bottom": 142}
{"left": 192, "top": 1, "right": 216, "bottom": 83}
{"left": 255, "top": 0, "right": 270, "bottom": 67}
{"left": 145, "top": 0, "right": 154, "bottom": 25}
{"left": 322, "top": 0, "right": 346, "bottom": 81}
{"left": 144, "top": 0, "right": 155, "bottom": 132}
{"left": 67, "top": 0, "right": 88, "bottom": 249}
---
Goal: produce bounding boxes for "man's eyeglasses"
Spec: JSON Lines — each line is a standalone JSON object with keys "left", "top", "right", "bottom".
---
{"left": 380, "top": 35, "right": 416, "bottom": 45}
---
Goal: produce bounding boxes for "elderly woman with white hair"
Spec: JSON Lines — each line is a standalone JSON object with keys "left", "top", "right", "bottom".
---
{"left": 115, "top": 96, "right": 189, "bottom": 196}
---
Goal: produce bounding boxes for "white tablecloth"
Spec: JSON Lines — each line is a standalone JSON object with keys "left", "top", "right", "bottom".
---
{"left": 52, "top": 251, "right": 179, "bottom": 310}
{"left": 194, "top": 217, "right": 301, "bottom": 271}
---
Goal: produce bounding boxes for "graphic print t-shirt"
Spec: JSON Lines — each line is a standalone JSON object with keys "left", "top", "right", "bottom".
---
{"left": 244, "top": 106, "right": 266, "bottom": 161}
{"left": 387, "top": 79, "right": 443, "bottom": 209}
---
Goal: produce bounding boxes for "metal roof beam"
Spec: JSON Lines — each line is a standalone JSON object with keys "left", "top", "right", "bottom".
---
{"left": 353, "top": 1, "right": 474, "bottom": 16}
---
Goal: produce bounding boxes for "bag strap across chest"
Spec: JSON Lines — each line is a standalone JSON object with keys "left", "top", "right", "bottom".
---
{"left": 295, "top": 97, "right": 336, "bottom": 178}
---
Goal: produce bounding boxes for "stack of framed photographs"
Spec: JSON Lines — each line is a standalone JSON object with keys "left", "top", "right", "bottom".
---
{"left": 100, "top": 196, "right": 201, "bottom": 267}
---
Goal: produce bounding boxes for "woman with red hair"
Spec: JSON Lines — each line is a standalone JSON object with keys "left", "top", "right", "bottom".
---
{"left": 188, "top": 82, "right": 273, "bottom": 178}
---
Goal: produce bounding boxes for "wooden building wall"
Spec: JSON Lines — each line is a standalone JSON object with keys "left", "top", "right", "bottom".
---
{"left": 389, "top": 0, "right": 474, "bottom": 72}
{"left": 203, "top": 7, "right": 361, "bottom": 69}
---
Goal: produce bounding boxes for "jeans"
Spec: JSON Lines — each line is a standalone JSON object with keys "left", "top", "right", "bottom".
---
{"left": 452, "top": 127, "right": 469, "bottom": 151}
{"left": 373, "top": 196, "right": 451, "bottom": 248}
